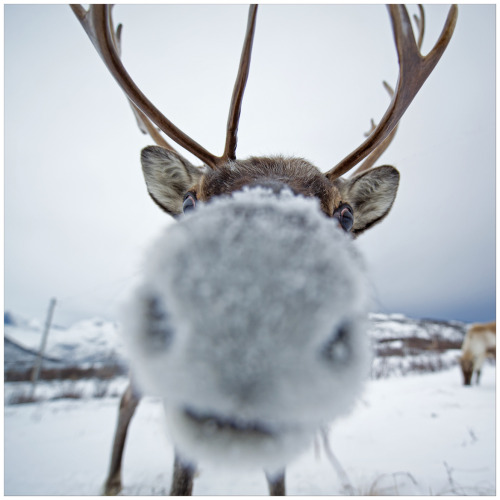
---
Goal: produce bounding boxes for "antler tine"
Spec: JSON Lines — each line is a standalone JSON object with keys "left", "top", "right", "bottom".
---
{"left": 70, "top": 4, "right": 219, "bottom": 169}
{"left": 223, "top": 5, "right": 258, "bottom": 162}
{"left": 352, "top": 5, "right": 425, "bottom": 177}
{"left": 325, "top": 4, "right": 458, "bottom": 182}
{"left": 352, "top": 82, "right": 396, "bottom": 176}
{"left": 414, "top": 5, "right": 425, "bottom": 51}
{"left": 110, "top": 12, "right": 178, "bottom": 152}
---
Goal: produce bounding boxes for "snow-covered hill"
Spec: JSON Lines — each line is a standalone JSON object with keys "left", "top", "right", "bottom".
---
{"left": 4, "top": 313, "right": 127, "bottom": 381}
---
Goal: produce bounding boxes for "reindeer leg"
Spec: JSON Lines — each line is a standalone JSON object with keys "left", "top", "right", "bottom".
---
{"left": 170, "top": 451, "right": 196, "bottom": 496}
{"left": 103, "top": 380, "right": 141, "bottom": 495}
{"left": 265, "top": 468, "right": 286, "bottom": 496}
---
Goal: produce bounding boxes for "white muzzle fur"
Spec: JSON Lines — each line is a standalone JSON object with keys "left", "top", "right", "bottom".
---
{"left": 123, "top": 188, "right": 372, "bottom": 470}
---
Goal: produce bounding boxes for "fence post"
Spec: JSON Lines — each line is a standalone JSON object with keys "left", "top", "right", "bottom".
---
{"left": 30, "top": 297, "right": 57, "bottom": 398}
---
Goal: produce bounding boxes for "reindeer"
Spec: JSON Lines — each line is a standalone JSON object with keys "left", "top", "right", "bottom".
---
{"left": 459, "top": 321, "right": 496, "bottom": 386}
{"left": 70, "top": 4, "right": 457, "bottom": 496}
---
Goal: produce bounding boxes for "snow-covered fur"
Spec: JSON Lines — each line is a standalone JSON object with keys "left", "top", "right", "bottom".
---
{"left": 459, "top": 321, "right": 496, "bottom": 386}
{"left": 123, "top": 188, "right": 372, "bottom": 470}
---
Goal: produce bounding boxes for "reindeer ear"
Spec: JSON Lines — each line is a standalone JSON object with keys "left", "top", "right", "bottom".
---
{"left": 141, "top": 146, "right": 204, "bottom": 217}
{"left": 339, "top": 165, "right": 399, "bottom": 235}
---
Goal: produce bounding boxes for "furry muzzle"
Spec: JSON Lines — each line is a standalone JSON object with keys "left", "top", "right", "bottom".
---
{"left": 123, "top": 188, "right": 372, "bottom": 469}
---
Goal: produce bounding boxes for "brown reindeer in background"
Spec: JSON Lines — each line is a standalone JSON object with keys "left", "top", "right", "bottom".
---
{"left": 459, "top": 321, "right": 496, "bottom": 386}
{"left": 71, "top": 4, "right": 457, "bottom": 495}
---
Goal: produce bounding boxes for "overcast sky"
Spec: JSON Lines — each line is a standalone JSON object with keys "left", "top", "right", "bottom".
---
{"left": 5, "top": 4, "right": 496, "bottom": 327}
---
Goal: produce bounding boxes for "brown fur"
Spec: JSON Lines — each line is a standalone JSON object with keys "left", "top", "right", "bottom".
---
{"left": 468, "top": 321, "right": 496, "bottom": 336}
{"left": 103, "top": 382, "right": 140, "bottom": 495}
{"left": 198, "top": 156, "right": 339, "bottom": 216}
{"left": 141, "top": 148, "right": 400, "bottom": 236}
{"left": 459, "top": 321, "right": 496, "bottom": 386}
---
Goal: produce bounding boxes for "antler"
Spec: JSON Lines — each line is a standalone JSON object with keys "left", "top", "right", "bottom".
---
{"left": 352, "top": 5, "right": 425, "bottom": 176}
{"left": 224, "top": 5, "right": 258, "bottom": 161}
{"left": 70, "top": 4, "right": 258, "bottom": 169}
{"left": 110, "top": 11, "right": 177, "bottom": 153}
{"left": 352, "top": 82, "right": 396, "bottom": 176}
{"left": 326, "top": 4, "right": 458, "bottom": 181}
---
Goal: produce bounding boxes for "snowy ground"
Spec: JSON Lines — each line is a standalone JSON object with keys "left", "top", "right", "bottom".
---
{"left": 4, "top": 366, "right": 495, "bottom": 495}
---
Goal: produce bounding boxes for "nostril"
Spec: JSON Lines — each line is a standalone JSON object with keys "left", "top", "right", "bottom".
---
{"left": 219, "top": 368, "right": 264, "bottom": 404}
{"left": 141, "top": 294, "right": 174, "bottom": 353}
{"left": 321, "top": 322, "right": 352, "bottom": 364}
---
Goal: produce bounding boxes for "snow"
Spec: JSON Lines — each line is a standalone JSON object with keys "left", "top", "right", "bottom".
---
{"left": 4, "top": 366, "right": 495, "bottom": 495}
{"left": 368, "top": 314, "right": 465, "bottom": 343}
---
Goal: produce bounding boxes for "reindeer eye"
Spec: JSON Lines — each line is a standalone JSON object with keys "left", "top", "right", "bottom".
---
{"left": 183, "top": 192, "right": 197, "bottom": 213}
{"left": 333, "top": 203, "right": 354, "bottom": 232}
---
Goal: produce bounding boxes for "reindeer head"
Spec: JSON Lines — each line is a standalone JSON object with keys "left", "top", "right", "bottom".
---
{"left": 141, "top": 148, "right": 400, "bottom": 236}
{"left": 459, "top": 354, "right": 474, "bottom": 386}
{"left": 72, "top": 4, "right": 457, "bottom": 469}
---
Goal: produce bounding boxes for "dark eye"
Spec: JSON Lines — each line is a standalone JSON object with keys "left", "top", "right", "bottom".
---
{"left": 183, "top": 192, "right": 197, "bottom": 213}
{"left": 333, "top": 203, "right": 354, "bottom": 232}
